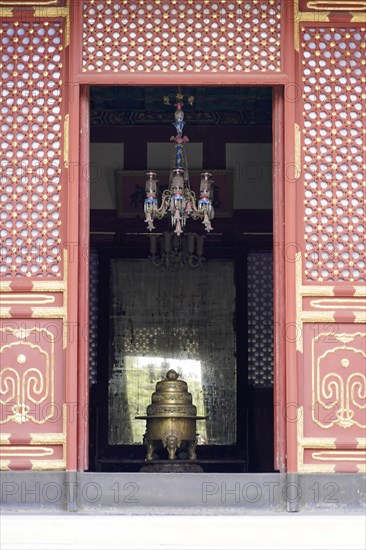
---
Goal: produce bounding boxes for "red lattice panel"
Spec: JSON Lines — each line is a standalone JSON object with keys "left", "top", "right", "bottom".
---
{"left": 0, "top": 21, "right": 64, "bottom": 278}
{"left": 302, "top": 27, "right": 366, "bottom": 283}
{"left": 82, "top": 0, "right": 281, "bottom": 73}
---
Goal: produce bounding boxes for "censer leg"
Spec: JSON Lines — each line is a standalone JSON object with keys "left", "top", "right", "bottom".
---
{"left": 146, "top": 439, "right": 155, "bottom": 461}
{"left": 164, "top": 434, "right": 178, "bottom": 460}
{"left": 188, "top": 440, "right": 197, "bottom": 461}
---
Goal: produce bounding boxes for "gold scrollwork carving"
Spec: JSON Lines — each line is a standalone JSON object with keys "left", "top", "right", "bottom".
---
{"left": 312, "top": 335, "right": 366, "bottom": 430}
{"left": 0, "top": 328, "right": 55, "bottom": 425}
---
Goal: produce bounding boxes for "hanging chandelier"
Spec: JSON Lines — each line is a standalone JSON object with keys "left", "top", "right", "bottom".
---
{"left": 144, "top": 91, "right": 215, "bottom": 236}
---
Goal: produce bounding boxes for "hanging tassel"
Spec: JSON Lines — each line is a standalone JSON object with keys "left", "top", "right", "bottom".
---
{"left": 145, "top": 213, "right": 155, "bottom": 231}
{"left": 203, "top": 213, "right": 212, "bottom": 232}
{"left": 174, "top": 209, "right": 181, "bottom": 222}
{"left": 185, "top": 201, "right": 192, "bottom": 213}
{"left": 174, "top": 220, "right": 183, "bottom": 235}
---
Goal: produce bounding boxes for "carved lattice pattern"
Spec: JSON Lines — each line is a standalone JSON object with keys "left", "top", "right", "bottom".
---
{"left": 247, "top": 251, "right": 274, "bottom": 387}
{"left": 82, "top": 0, "right": 281, "bottom": 73}
{"left": 302, "top": 27, "right": 366, "bottom": 282}
{"left": 89, "top": 250, "right": 99, "bottom": 385}
{"left": 0, "top": 22, "right": 64, "bottom": 277}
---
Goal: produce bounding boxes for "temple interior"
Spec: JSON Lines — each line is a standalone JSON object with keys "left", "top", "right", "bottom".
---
{"left": 88, "top": 86, "right": 275, "bottom": 473}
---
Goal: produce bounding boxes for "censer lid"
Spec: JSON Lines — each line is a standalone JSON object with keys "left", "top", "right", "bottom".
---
{"left": 136, "top": 369, "right": 206, "bottom": 420}
{"left": 155, "top": 368, "right": 188, "bottom": 392}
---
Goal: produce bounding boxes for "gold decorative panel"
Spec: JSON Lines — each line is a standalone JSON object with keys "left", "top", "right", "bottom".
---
{"left": 0, "top": 322, "right": 64, "bottom": 428}
{"left": 82, "top": 0, "right": 282, "bottom": 73}
{"left": 312, "top": 332, "right": 366, "bottom": 430}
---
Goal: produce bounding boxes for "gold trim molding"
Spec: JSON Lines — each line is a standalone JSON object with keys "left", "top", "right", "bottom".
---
{"left": 306, "top": 1, "right": 366, "bottom": 10}
{"left": 0, "top": 308, "right": 11, "bottom": 318}
{"left": 310, "top": 298, "right": 366, "bottom": 310}
{"left": 0, "top": 294, "right": 55, "bottom": 306}
{"left": 312, "top": 450, "right": 366, "bottom": 461}
{"left": 297, "top": 407, "right": 336, "bottom": 472}
{"left": 63, "top": 113, "right": 69, "bottom": 167}
{"left": 33, "top": 1, "right": 70, "bottom": 48}
{"left": 30, "top": 432, "right": 66, "bottom": 445}
{"left": 0, "top": 446, "right": 54, "bottom": 458}
{"left": 0, "top": 2, "right": 69, "bottom": 46}
{"left": 294, "top": 0, "right": 366, "bottom": 51}
{"left": 0, "top": 0, "right": 59, "bottom": 4}
{"left": 295, "top": 123, "right": 301, "bottom": 179}
{"left": 0, "top": 251, "right": 68, "bottom": 347}
{"left": 0, "top": 405, "right": 67, "bottom": 470}
{"left": 295, "top": 252, "right": 366, "bottom": 352}
{"left": 32, "top": 459, "right": 65, "bottom": 470}
{"left": 0, "top": 281, "right": 66, "bottom": 293}
{"left": 31, "top": 306, "right": 66, "bottom": 318}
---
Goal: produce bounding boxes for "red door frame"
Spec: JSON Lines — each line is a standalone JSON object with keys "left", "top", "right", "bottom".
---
{"left": 70, "top": 1, "right": 297, "bottom": 472}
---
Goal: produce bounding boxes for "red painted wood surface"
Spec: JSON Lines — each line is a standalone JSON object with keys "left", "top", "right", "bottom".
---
{"left": 1, "top": 1, "right": 365, "bottom": 474}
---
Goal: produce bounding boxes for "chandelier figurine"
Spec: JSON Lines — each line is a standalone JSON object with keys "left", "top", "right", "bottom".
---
{"left": 144, "top": 91, "right": 214, "bottom": 236}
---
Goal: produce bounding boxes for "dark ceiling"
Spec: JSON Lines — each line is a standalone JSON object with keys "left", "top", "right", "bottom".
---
{"left": 90, "top": 86, "right": 272, "bottom": 126}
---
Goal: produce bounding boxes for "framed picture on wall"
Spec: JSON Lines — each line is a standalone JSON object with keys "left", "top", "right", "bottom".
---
{"left": 115, "top": 169, "right": 233, "bottom": 218}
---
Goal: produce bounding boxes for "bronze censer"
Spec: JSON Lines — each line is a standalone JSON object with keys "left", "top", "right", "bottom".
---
{"left": 136, "top": 369, "right": 206, "bottom": 461}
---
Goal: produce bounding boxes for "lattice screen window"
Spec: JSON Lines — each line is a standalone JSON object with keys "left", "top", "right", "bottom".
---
{"left": 247, "top": 251, "right": 274, "bottom": 387}
{"left": 0, "top": 22, "right": 64, "bottom": 277}
{"left": 82, "top": 1, "right": 281, "bottom": 73}
{"left": 302, "top": 27, "right": 366, "bottom": 283}
{"left": 89, "top": 250, "right": 99, "bottom": 386}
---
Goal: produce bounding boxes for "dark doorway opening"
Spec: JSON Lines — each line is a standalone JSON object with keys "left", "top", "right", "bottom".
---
{"left": 88, "top": 86, "right": 275, "bottom": 473}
